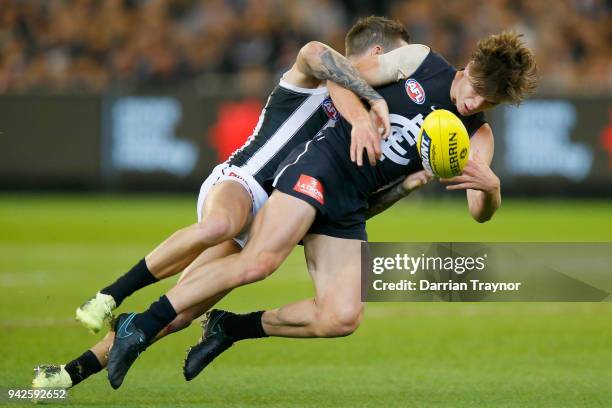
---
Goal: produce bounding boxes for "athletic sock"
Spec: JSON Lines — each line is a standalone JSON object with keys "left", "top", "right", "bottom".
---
{"left": 133, "top": 295, "right": 177, "bottom": 342}
{"left": 221, "top": 311, "right": 268, "bottom": 342}
{"left": 64, "top": 350, "right": 102, "bottom": 386}
{"left": 100, "top": 258, "right": 158, "bottom": 306}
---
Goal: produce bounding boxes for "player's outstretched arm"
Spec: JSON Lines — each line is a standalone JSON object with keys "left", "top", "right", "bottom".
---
{"left": 286, "top": 41, "right": 384, "bottom": 105}
{"left": 441, "top": 124, "right": 501, "bottom": 223}
{"left": 365, "top": 170, "right": 433, "bottom": 219}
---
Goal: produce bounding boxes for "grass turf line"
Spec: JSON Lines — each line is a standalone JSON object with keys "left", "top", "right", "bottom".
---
{"left": 0, "top": 194, "right": 611, "bottom": 407}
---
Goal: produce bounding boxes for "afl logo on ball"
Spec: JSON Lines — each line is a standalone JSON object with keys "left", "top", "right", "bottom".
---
{"left": 405, "top": 79, "right": 426, "bottom": 105}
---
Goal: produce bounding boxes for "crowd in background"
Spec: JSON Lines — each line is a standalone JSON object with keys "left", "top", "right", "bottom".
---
{"left": 0, "top": 0, "right": 610, "bottom": 94}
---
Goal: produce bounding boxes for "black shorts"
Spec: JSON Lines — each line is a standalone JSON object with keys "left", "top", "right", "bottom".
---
{"left": 272, "top": 138, "right": 368, "bottom": 241}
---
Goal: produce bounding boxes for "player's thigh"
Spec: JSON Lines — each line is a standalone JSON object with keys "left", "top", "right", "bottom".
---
{"left": 178, "top": 240, "right": 241, "bottom": 284}
{"left": 240, "top": 191, "right": 317, "bottom": 271}
{"left": 201, "top": 180, "right": 253, "bottom": 229}
{"left": 303, "top": 234, "right": 363, "bottom": 308}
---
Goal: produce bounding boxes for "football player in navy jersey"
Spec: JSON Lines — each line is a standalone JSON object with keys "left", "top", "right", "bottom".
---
{"left": 104, "top": 16, "right": 537, "bottom": 386}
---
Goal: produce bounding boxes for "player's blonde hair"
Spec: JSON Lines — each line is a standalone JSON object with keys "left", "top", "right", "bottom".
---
{"left": 469, "top": 31, "right": 537, "bottom": 105}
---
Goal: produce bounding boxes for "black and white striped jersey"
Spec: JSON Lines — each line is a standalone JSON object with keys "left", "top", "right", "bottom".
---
{"left": 227, "top": 79, "right": 338, "bottom": 193}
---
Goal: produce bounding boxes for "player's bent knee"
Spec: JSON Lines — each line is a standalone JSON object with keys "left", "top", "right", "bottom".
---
{"left": 197, "top": 213, "right": 238, "bottom": 245}
{"left": 316, "top": 303, "right": 364, "bottom": 338}
{"left": 238, "top": 252, "right": 283, "bottom": 285}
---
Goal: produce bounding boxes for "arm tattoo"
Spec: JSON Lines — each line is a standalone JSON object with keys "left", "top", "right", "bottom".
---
{"left": 317, "top": 49, "right": 382, "bottom": 103}
{"left": 365, "top": 180, "right": 408, "bottom": 219}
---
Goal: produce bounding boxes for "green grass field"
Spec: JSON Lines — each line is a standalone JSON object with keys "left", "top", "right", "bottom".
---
{"left": 1, "top": 194, "right": 611, "bottom": 407}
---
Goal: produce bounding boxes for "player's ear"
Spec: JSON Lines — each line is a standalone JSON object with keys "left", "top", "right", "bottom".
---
{"left": 370, "top": 45, "right": 384, "bottom": 56}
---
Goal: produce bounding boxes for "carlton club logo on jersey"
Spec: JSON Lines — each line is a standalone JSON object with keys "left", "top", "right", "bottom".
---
{"left": 293, "top": 174, "right": 325, "bottom": 205}
{"left": 380, "top": 113, "right": 425, "bottom": 165}
{"left": 321, "top": 97, "right": 339, "bottom": 121}
{"left": 405, "top": 79, "right": 426, "bottom": 105}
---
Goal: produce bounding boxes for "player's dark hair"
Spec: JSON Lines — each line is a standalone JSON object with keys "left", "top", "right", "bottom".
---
{"left": 469, "top": 31, "right": 538, "bottom": 105}
{"left": 345, "top": 16, "right": 410, "bottom": 56}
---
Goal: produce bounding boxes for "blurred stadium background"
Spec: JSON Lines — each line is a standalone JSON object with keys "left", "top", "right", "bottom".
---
{"left": 0, "top": 0, "right": 610, "bottom": 194}
{"left": 1, "top": 1, "right": 611, "bottom": 407}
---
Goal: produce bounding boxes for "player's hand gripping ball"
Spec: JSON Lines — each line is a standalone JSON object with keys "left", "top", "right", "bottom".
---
{"left": 416, "top": 109, "right": 470, "bottom": 178}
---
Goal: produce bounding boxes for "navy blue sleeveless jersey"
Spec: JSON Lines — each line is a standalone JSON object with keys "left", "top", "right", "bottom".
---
{"left": 272, "top": 51, "right": 487, "bottom": 241}
{"left": 323, "top": 50, "right": 487, "bottom": 196}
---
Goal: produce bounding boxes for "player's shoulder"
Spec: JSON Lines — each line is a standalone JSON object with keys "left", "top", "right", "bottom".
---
{"left": 414, "top": 50, "right": 454, "bottom": 77}
{"left": 263, "top": 71, "right": 328, "bottom": 110}
{"left": 377, "top": 44, "right": 431, "bottom": 81}
{"left": 279, "top": 67, "right": 327, "bottom": 96}
{"left": 407, "top": 44, "right": 431, "bottom": 67}
{"left": 397, "top": 44, "right": 430, "bottom": 57}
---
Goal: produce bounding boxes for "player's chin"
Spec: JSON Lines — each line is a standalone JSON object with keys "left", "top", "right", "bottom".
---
{"left": 460, "top": 108, "right": 472, "bottom": 116}
{"left": 458, "top": 105, "right": 476, "bottom": 116}
{"left": 455, "top": 103, "right": 466, "bottom": 116}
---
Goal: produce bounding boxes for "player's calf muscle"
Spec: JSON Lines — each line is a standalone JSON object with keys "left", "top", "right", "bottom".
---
{"left": 263, "top": 299, "right": 363, "bottom": 338}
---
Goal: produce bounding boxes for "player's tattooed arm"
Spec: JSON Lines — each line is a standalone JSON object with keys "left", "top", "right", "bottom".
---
{"left": 295, "top": 41, "right": 383, "bottom": 104}
{"left": 365, "top": 170, "right": 433, "bottom": 219}
{"left": 317, "top": 47, "right": 383, "bottom": 104}
{"left": 292, "top": 41, "right": 391, "bottom": 165}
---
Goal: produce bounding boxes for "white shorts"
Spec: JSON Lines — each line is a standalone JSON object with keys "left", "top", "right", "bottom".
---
{"left": 196, "top": 163, "right": 269, "bottom": 248}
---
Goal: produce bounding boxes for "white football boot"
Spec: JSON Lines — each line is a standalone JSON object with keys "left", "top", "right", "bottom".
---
{"left": 75, "top": 292, "right": 116, "bottom": 333}
{"left": 32, "top": 365, "right": 72, "bottom": 389}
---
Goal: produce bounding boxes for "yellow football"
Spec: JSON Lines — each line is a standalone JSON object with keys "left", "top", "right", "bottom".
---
{"left": 416, "top": 109, "right": 470, "bottom": 178}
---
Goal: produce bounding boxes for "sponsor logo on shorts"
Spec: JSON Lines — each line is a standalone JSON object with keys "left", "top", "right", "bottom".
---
{"left": 293, "top": 174, "right": 325, "bottom": 205}
{"left": 226, "top": 170, "right": 254, "bottom": 202}
{"left": 321, "top": 97, "right": 339, "bottom": 121}
{"left": 227, "top": 171, "right": 245, "bottom": 182}
{"left": 405, "top": 79, "right": 426, "bottom": 105}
